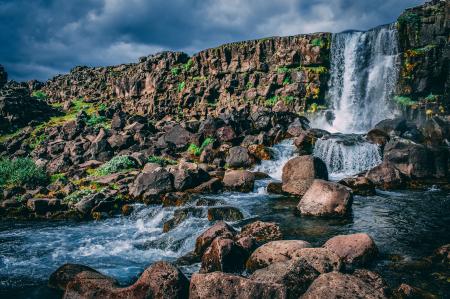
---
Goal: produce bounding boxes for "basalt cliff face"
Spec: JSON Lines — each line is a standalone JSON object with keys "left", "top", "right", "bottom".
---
{"left": 42, "top": 33, "right": 331, "bottom": 119}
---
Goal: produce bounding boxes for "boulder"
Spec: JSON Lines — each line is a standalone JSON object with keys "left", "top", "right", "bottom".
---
{"left": 189, "top": 272, "right": 286, "bottom": 299}
{"left": 159, "top": 124, "right": 195, "bottom": 148}
{"left": 421, "top": 117, "right": 449, "bottom": 146}
{"left": 171, "top": 161, "right": 210, "bottom": 191}
{"left": 293, "top": 131, "right": 315, "bottom": 155}
{"left": 226, "top": 146, "right": 254, "bottom": 168}
{"left": 236, "top": 221, "right": 282, "bottom": 244}
{"left": 163, "top": 207, "right": 205, "bottom": 232}
{"left": 215, "top": 126, "right": 236, "bottom": 142}
{"left": 302, "top": 272, "right": 387, "bottom": 299}
{"left": 374, "top": 118, "right": 408, "bottom": 137}
{"left": 291, "top": 247, "right": 342, "bottom": 273}
{"left": 129, "top": 168, "right": 174, "bottom": 200}
{"left": 200, "top": 237, "right": 248, "bottom": 273}
{"left": 353, "top": 269, "right": 388, "bottom": 296}
{"left": 429, "top": 243, "right": 450, "bottom": 265}
{"left": 338, "top": 177, "right": 376, "bottom": 196}
{"left": 49, "top": 263, "right": 102, "bottom": 291}
{"left": 366, "top": 128, "right": 390, "bottom": 147}
{"left": 267, "top": 182, "right": 288, "bottom": 195}
{"left": 394, "top": 283, "right": 435, "bottom": 299}
{"left": 186, "top": 178, "right": 222, "bottom": 194}
{"left": 323, "top": 233, "right": 378, "bottom": 267}
{"left": 161, "top": 192, "right": 191, "bottom": 207}
{"left": 248, "top": 144, "right": 272, "bottom": 160}
{"left": 246, "top": 240, "right": 312, "bottom": 272}
{"left": 365, "top": 161, "right": 405, "bottom": 189}
{"left": 63, "top": 261, "right": 189, "bottom": 299}
{"left": 297, "top": 179, "right": 353, "bottom": 217}
{"left": 194, "top": 221, "right": 237, "bottom": 256}
{"left": 222, "top": 170, "right": 255, "bottom": 192}
{"left": 207, "top": 206, "right": 244, "bottom": 221}
{"left": 250, "top": 258, "right": 319, "bottom": 298}
{"left": 282, "top": 156, "right": 328, "bottom": 196}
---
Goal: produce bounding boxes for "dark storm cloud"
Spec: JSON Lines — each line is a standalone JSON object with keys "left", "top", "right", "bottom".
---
{"left": 0, "top": 0, "right": 425, "bottom": 81}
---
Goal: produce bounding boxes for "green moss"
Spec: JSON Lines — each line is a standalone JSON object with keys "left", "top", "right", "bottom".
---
{"left": 193, "top": 76, "right": 207, "bottom": 81}
{"left": 282, "top": 76, "right": 291, "bottom": 86}
{"left": 64, "top": 189, "right": 95, "bottom": 204}
{"left": 398, "top": 12, "right": 421, "bottom": 28}
{"left": 86, "top": 115, "right": 108, "bottom": 128}
{"left": 265, "top": 96, "right": 278, "bottom": 107}
{"left": 283, "top": 96, "right": 294, "bottom": 105}
{"left": 92, "top": 155, "right": 138, "bottom": 176}
{"left": 183, "top": 59, "right": 194, "bottom": 72}
{"left": 302, "top": 66, "right": 328, "bottom": 74}
{"left": 394, "top": 95, "right": 415, "bottom": 106}
{"left": 246, "top": 82, "right": 254, "bottom": 89}
{"left": 311, "top": 38, "right": 325, "bottom": 48}
{"left": 178, "top": 81, "right": 186, "bottom": 92}
{"left": 50, "top": 173, "right": 68, "bottom": 184}
{"left": 425, "top": 93, "right": 438, "bottom": 102}
{"left": 277, "top": 67, "right": 289, "bottom": 74}
{"left": 0, "top": 158, "right": 48, "bottom": 188}
{"left": 147, "top": 156, "right": 177, "bottom": 166}
{"left": 171, "top": 67, "right": 180, "bottom": 76}
{"left": 188, "top": 137, "right": 215, "bottom": 156}
{"left": 31, "top": 91, "right": 48, "bottom": 101}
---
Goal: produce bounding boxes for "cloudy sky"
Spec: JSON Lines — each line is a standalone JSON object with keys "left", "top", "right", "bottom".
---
{"left": 0, "top": 0, "right": 424, "bottom": 82}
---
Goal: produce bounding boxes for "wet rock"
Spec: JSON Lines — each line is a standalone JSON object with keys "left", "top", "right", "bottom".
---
{"left": 365, "top": 161, "right": 406, "bottom": 189}
{"left": 297, "top": 179, "right": 353, "bottom": 217}
{"left": 248, "top": 144, "right": 272, "bottom": 160}
{"left": 374, "top": 118, "right": 409, "bottom": 137}
{"left": 189, "top": 272, "right": 286, "bottom": 299}
{"left": 26, "top": 198, "right": 55, "bottom": 214}
{"left": 286, "top": 118, "right": 307, "bottom": 137}
{"left": 430, "top": 243, "right": 450, "bottom": 265}
{"left": 421, "top": 117, "right": 449, "bottom": 146}
{"left": 339, "top": 177, "right": 376, "bottom": 196}
{"left": 222, "top": 170, "right": 255, "bottom": 192}
{"left": 393, "top": 283, "right": 436, "bottom": 299}
{"left": 302, "top": 272, "right": 387, "bottom": 299}
{"left": 187, "top": 178, "right": 223, "bottom": 194}
{"left": 293, "top": 132, "right": 315, "bottom": 155}
{"left": 129, "top": 168, "right": 174, "bottom": 200}
{"left": 250, "top": 258, "right": 319, "bottom": 298}
{"left": 246, "top": 240, "right": 312, "bottom": 272}
{"left": 282, "top": 156, "right": 328, "bottom": 196}
{"left": 163, "top": 207, "right": 205, "bottom": 232}
{"left": 207, "top": 206, "right": 244, "bottom": 221}
{"left": 49, "top": 263, "right": 105, "bottom": 291}
{"left": 200, "top": 237, "right": 248, "bottom": 273}
{"left": 367, "top": 128, "right": 390, "bottom": 147}
{"left": 161, "top": 192, "right": 191, "bottom": 207}
{"left": 291, "top": 247, "right": 342, "bottom": 273}
{"left": 323, "top": 233, "right": 378, "bottom": 267}
{"left": 194, "top": 221, "right": 237, "bottom": 256}
{"left": 353, "top": 269, "right": 388, "bottom": 297}
{"left": 74, "top": 193, "right": 105, "bottom": 215}
{"left": 215, "top": 126, "right": 236, "bottom": 142}
{"left": 63, "top": 261, "right": 189, "bottom": 299}
{"left": 266, "top": 181, "right": 287, "bottom": 195}
{"left": 236, "top": 221, "right": 282, "bottom": 244}
{"left": 226, "top": 146, "right": 254, "bottom": 168}
{"left": 121, "top": 204, "right": 134, "bottom": 216}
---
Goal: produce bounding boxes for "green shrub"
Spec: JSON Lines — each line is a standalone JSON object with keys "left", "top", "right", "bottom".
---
{"left": 0, "top": 158, "right": 48, "bottom": 188}
{"left": 302, "top": 66, "right": 328, "bottom": 74}
{"left": 98, "top": 103, "right": 108, "bottom": 112}
{"left": 283, "top": 96, "right": 294, "bottom": 104}
{"left": 398, "top": 12, "right": 420, "bottom": 28}
{"left": 425, "top": 93, "right": 438, "bottom": 102}
{"left": 246, "top": 82, "right": 254, "bottom": 89}
{"left": 394, "top": 95, "right": 415, "bottom": 106}
{"left": 311, "top": 38, "right": 325, "bottom": 48}
{"left": 178, "top": 81, "right": 186, "bottom": 92}
{"left": 86, "top": 115, "right": 108, "bottom": 127}
{"left": 93, "top": 155, "right": 137, "bottom": 176}
{"left": 147, "top": 156, "right": 177, "bottom": 166}
{"left": 282, "top": 76, "right": 291, "bottom": 86}
{"left": 50, "top": 173, "right": 68, "bottom": 184}
{"left": 265, "top": 96, "right": 278, "bottom": 107}
{"left": 277, "top": 66, "right": 289, "bottom": 74}
{"left": 171, "top": 67, "right": 180, "bottom": 76}
{"left": 188, "top": 137, "right": 215, "bottom": 156}
{"left": 183, "top": 59, "right": 194, "bottom": 72}
{"left": 31, "top": 91, "right": 48, "bottom": 101}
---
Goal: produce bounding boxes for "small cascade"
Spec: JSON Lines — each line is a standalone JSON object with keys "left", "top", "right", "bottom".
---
{"left": 313, "top": 134, "right": 382, "bottom": 179}
{"left": 320, "top": 24, "right": 400, "bottom": 133}
{"left": 253, "top": 139, "right": 296, "bottom": 181}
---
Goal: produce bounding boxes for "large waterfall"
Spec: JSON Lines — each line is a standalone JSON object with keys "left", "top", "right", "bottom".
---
{"left": 319, "top": 24, "right": 400, "bottom": 133}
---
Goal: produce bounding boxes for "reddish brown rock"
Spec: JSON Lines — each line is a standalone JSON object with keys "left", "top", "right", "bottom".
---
{"left": 200, "top": 237, "right": 248, "bottom": 273}
{"left": 236, "top": 221, "right": 283, "bottom": 244}
{"left": 222, "top": 170, "right": 255, "bottom": 192}
{"left": 339, "top": 176, "right": 376, "bottom": 196}
{"left": 248, "top": 144, "right": 272, "bottom": 161}
{"left": 246, "top": 240, "right": 312, "bottom": 272}
{"left": 291, "top": 247, "right": 342, "bottom": 273}
{"left": 194, "top": 221, "right": 237, "bottom": 256}
{"left": 189, "top": 272, "right": 286, "bottom": 299}
{"left": 302, "top": 272, "right": 387, "bottom": 299}
{"left": 297, "top": 179, "right": 353, "bottom": 217}
{"left": 323, "top": 233, "right": 378, "bottom": 266}
{"left": 282, "top": 156, "right": 328, "bottom": 196}
{"left": 365, "top": 161, "right": 405, "bottom": 190}
{"left": 49, "top": 263, "right": 103, "bottom": 291}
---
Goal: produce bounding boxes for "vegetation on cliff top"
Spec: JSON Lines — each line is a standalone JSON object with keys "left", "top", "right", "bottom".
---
{"left": 0, "top": 158, "right": 48, "bottom": 188}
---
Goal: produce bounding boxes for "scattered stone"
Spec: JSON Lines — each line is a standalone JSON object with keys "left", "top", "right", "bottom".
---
{"left": 161, "top": 192, "right": 191, "bottom": 207}
{"left": 186, "top": 177, "right": 222, "bottom": 194}
{"left": 207, "top": 206, "right": 244, "bottom": 221}
{"left": 222, "top": 170, "right": 255, "bottom": 192}
{"left": 297, "top": 179, "right": 353, "bottom": 217}
{"left": 236, "top": 221, "right": 282, "bottom": 244}
{"left": 163, "top": 207, "right": 205, "bottom": 232}
{"left": 129, "top": 168, "right": 174, "bottom": 200}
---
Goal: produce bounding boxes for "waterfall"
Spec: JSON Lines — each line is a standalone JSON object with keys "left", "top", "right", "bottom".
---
{"left": 313, "top": 134, "right": 382, "bottom": 179}
{"left": 321, "top": 24, "right": 400, "bottom": 133}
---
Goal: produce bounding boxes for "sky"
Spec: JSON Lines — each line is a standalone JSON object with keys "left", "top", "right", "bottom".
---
{"left": 0, "top": 0, "right": 425, "bottom": 82}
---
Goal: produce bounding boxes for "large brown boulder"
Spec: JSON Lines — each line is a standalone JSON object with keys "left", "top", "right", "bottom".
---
{"left": 236, "top": 221, "right": 283, "bottom": 244}
{"left": 63, "top": 261, "right": 189, "bottom": 299}
{"left": 246, "top": 240, "right": 312, "bottom": 272}
{"left": 302, "top": 272, "right": 387, "bottom": 299}
{"left": 194, "top": 221, "right": 237, "bottom": 256}
{"left": 338, "top": 177, "right": 376, "bottom": 196}
{"left": 323, "top": 233, "right": 378, "bottom": 267}
{"left": 297, "top": 179, "right": 353, "bottom": 217}
{"left": 365, "top": 161, "right": 405, "bottom": 190}
{"left": 170, "top": 161, "right": 210, "bottom": 191}
{"left": 129, "top": 168, "right": 174, "bottom": 200}
{"left": 282, "top": 156, "right": 328, "bottom": 196}
{"left": 207, "top": 206, "right": 244, "bottom": 221}
{"left": 291, "top": 247, "right": 342, "bottom": 273}
{"left": 189, "top": 272, "right": 286, "bottom": 299}
{"left": 222, "top": 170, "right": 255, "bottom": 192}
{"left": 49, "top": 263, "right": 103, "bottom": 291}
{"left": 250, "top": 258, "right": 319, "bottom": 298}
{"left": 225, "top": 146, "right": 254, "bottom": 168}
{"left": 200, "top": 237, "right": 248, "bottom": 273}
{"left": 159, "top": 124, "right": 195, "bottom": 148}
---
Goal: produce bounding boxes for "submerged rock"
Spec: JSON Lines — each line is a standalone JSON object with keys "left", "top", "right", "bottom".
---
{"left": 282, "top": 156, "right": 328, "bottom": 196}
{"left": 339, "top": 177, "right": 376, "bottom": 196}
{"left": 207, "top": 206, "right": 244, "bottom": 221}
{"left": 297, "top": 179, "right": 353, "bottom": 217}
